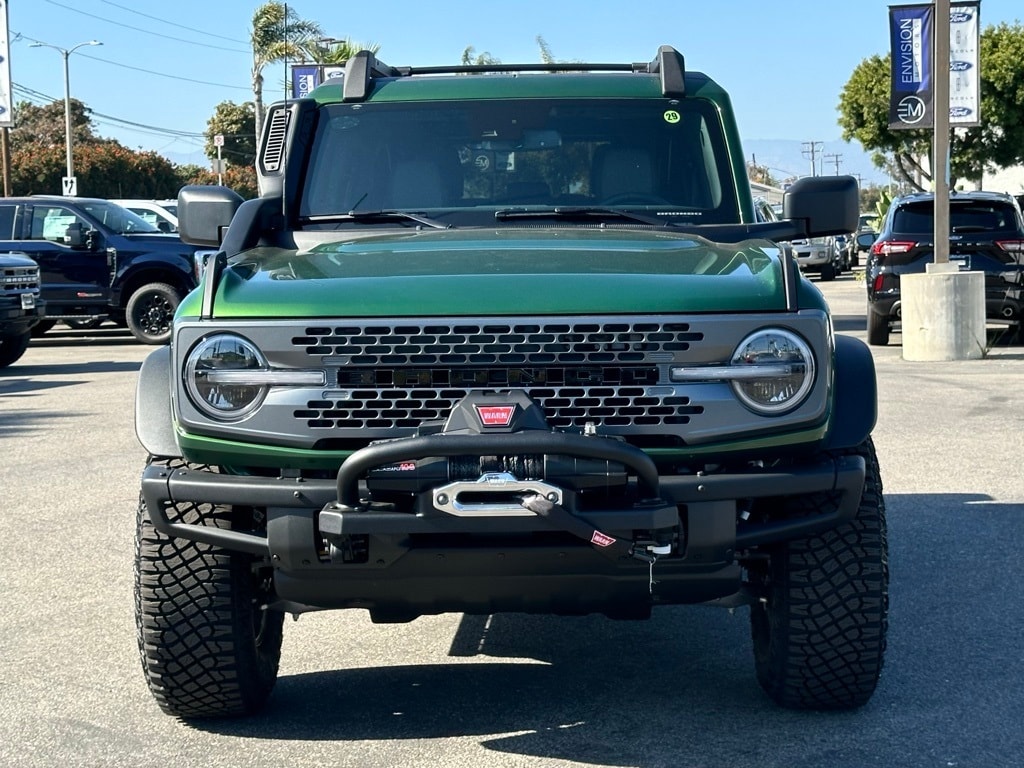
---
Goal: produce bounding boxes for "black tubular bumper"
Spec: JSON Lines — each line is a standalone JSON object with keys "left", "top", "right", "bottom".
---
{"left": 140, "top": 433, "right": 867, "bottom": 559}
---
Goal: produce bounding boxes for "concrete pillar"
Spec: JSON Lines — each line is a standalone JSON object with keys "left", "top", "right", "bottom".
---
{"left": 901, "top": 263, "right": 986, "bottom": 361}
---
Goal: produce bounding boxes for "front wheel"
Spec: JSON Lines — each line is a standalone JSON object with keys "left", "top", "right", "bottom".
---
{"left": 134, "top": 458, "right": 284, "bottom": 718}
{"left": 126, "top": 282, "right": 180, "bottom": 344}
{"left": 0, "top": 331, "right": 31, "bottom": 368}
{"left": 748, "top": 439, "right": 888, "bottom": 709}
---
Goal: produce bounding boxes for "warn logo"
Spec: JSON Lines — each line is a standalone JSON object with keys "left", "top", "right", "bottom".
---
{"left": 475, "top": 405, "right": 516, "bottom": 427}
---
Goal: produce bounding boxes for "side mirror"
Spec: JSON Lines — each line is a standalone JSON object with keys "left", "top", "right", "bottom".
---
{"left": 782, "top": 176, "right": 859, "bottom": 237}
{"left": 178, "top": 185, "right": 244, "bottom": 247}
{"left": 63, "top": 222, "right": 97, "bottom": 249}
{"left": 856, "top": 232, "right": 877, "bottom": 251}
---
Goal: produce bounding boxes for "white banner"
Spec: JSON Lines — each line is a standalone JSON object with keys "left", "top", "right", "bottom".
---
{"left": 0, "top": 1, "right": 12, "bottom": 128}
{"left": 949, "top": 1, "right": 981, "bottom": 127}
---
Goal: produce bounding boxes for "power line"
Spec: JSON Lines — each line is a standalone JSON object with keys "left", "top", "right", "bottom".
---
{"left": 98, "top": 0, "right": 250, "bottom": 46}
{"left": 42, "top": 0, "right": 250, "bottom": 54}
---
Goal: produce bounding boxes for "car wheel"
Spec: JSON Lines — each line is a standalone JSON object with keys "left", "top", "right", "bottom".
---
{"left": 819, "top": 263, "right": 836, "bottom": 281}
{"left": 748, "top": 438, "right": 888, "bottom": 709}
{"left": 0, "top": 331, "right": 31, "bottom": 368}
{"left": 134, "top": 458, "right": 284, "bottom": 718}
{"left": 126, "top": 282, "right": 180, "bottom": 345}
{"left": 866, "top": 309, "right": 890, "bottom": 346}
{"left": 29, "top": 319, "right": 56, "bottom": 338}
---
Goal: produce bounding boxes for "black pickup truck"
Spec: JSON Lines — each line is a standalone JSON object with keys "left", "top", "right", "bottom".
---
{"left": 0, "top": 196, "right": 202, "bottom": 344}
{"left": 0, "top": 252, "right": 43, "bottom": 368}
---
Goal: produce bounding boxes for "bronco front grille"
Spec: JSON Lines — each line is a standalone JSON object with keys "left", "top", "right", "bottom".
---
{"left": 1, "top": 265, "right": 40, "bottom": 294}
{"left": 293, "top": 320, "right": 704, "bottom": 436}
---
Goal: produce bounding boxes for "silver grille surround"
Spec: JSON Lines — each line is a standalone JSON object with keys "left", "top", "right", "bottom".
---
{"left": 173, "top": 313, "right": 833, "bottom": 451}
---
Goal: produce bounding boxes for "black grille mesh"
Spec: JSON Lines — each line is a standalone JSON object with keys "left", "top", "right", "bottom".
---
{"left": 291, "top": 321, "right": 704, "bottom": 432}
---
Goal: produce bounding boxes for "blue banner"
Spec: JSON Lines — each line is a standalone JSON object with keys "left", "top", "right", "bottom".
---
{"left": 291, "top": 65, "right": 321, "bottom": 98}
{"left": 889, "top": 3, "right": 934, "bottom": 130}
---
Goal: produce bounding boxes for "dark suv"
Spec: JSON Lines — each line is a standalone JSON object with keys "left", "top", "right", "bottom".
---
{"left": 0, "top": 197, "right": 202, "bottom": 344}
{"left": 865, "top": 190, "right": 1024, "bottom": 346}
{"left": 0, "top": 252, "right": 44, "bottom": 368}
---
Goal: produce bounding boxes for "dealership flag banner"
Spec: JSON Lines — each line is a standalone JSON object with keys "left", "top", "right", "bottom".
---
{"left": 889, "top": 3, "right": 935, "bottom": 130}
{"left": 291, "top": 65, "right": 346, "bottom": 98}
{"left": 949, "top": 1, "right": 981, "bottom": 127}
{"left": 0, "top": 1, "right": 13, "bottom": 129}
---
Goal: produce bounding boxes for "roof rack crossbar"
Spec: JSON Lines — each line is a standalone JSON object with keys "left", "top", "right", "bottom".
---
{"left": 340, "top": 45, "right": 687, "bottom": 101}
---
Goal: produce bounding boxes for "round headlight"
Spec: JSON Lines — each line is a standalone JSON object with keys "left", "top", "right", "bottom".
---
{"left": 185, "top": 334, "right": 268, "bottom": 420}
{"left": 730, "top": 329, "right": 815, "bottom": 414}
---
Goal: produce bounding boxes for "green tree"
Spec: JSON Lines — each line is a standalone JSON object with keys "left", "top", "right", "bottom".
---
{"left": 250, "top": 1, "right": 322, "bottom": 147}
{"left": 461, "top": 46, "right": 500, "bottom": 66}
{"left": 305, "top": 37, "right": 379, "bottom": 65}
{"left": 837, "top": 22, "right": 1024, "bottom": 191}
{"left": 205, "top": 101, "right": 257, "bottom": 168}
{"left": 10, "top": 138, "right": 179, "bottom": 198}
{"left": 178, "top": 163, "right": 258, "bottom": 200}
{"left": 9, "top": 98, "right": 96, "bottom": 155}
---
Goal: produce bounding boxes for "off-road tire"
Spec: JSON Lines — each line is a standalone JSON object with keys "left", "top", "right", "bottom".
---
{"left": 134, "top": 458, "right": 284, "bottom": 718}
{"left": 0, "top": 331, "right": 31, "bottom": 368}
{"left": 866, "top": 309, "right": 890, "bottom": 346}
{"left": 126, "top": 282, "right": 180, "bottom": 345}
{"left": 748, "top": 438, "right": 888, "bottom": 710}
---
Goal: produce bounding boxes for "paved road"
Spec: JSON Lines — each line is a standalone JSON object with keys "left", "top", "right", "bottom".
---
{"left": 2, "top": 283, "right": 1023, "bottom": 768}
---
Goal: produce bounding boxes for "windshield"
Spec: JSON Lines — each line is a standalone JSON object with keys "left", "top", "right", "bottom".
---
{"left": 79, "top": 201, "right": 162, "bottom": 234}
{"left": 893, "top": 200, "right": 1021, "bottom": 236}
{"left": 300, "top": 97, "right": 740, "bottom": 226}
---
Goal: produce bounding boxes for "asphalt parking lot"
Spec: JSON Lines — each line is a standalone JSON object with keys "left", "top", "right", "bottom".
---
{"left": 2, "top": 271, "right": 1023, "bottom": 768}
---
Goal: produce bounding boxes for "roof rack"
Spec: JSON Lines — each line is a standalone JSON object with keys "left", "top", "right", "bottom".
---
{"left": 340, "top": 45, "right": 686, "bottom": 102}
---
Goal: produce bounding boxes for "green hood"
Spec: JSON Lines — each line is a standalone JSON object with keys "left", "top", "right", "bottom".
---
{"left": 192, "top": 229, "right": 803, "bottom": 318}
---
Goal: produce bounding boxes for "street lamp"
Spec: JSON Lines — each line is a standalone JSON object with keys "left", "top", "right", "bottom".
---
{"left": 29, "top": 39, "right": 102, "bottom": 194}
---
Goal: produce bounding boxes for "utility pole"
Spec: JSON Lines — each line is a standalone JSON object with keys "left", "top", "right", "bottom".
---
{"left": 823, "top": 152, "right": 843, "bottom": 175}
{"left": 801, "top": 141, "right": 823, "bottom": 176}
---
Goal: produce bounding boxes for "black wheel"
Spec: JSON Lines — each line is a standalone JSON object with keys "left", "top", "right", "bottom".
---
{"left": 126, "top": 282, "right": 180, "bottom": 345}
{"left": 748, "top": 439, "right": 888, "bottom": 710}
{"left": 819, "top": 263, "right": 836, "bottom": 281}
{"left": 134, "top": 458, "right": 284, "bottom": 718}
{"left": 866, "top": 309, "right": 890, "bottom": 346}
{"left": 29, "top": 319, "right": 56, "bottom": 337}
{"left": 0, "top": 331, "right": 31, "bottom": 368}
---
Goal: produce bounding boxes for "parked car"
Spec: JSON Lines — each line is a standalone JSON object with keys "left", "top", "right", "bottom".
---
{"left": 865, "top": 190, "right": 1024, "bottom": 345}
{"left": 831, "top": 233, "right": 857, "bottom": 270}
{"left": 111, "top": 199, "right": 179, "bottom": 233}
{"left": 0, "top": 196, "right": 202, "bottom": 344}
{"left": 0, "top": 252, "right": 44, "bottom": 368}
{"left": 792, "top": 236, "right": 836, "bottom": 280}
{"left": 856, "top": 213, "right": 880, "bottom": 254}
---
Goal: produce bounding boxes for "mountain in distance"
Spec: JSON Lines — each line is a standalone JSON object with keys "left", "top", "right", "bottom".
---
{"left": 744, "top": 138, "right": 888, "bottom": 188}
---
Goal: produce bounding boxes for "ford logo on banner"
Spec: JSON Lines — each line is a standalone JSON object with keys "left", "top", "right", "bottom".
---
{"left": 950, "top": 60, "right": 973, "bottom": 72}
{"left": 950, "top": 106, "right": 973, "bottom": 118}
{"left": 950, "top": 11, "right": 973, "bottom": 23}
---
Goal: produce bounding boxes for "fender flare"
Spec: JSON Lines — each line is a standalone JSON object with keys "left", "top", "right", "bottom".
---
{"left": 135, "top": 345, "right": 181, "bottom": 458}
{"left": 823, "top": 334, "right": 878, "bottom": 450}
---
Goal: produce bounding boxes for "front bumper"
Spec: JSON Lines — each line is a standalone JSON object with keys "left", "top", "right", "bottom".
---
{"left": 141, "top": 431, "right": 866, "bottom": 613}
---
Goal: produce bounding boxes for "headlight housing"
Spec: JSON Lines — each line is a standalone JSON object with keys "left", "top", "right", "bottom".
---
{"left": 729, "top": 329, "right": 815, "bottom": 414}
{"left": 185, "top": 333, "right": 268, "bottom": 420}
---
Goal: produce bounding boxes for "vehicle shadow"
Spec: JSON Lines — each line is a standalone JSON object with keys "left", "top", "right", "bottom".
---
{"left": 185, "top": 492, "right": 1024, "bottom": 767}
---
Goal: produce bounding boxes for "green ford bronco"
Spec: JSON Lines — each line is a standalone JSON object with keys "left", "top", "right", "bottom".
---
{"left": 134, "top": 46, "right": 887, "bottom": 717}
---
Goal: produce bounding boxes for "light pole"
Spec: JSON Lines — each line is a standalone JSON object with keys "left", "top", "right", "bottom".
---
{"left": 29, "top": 39, "right": 102, "bottom": 193}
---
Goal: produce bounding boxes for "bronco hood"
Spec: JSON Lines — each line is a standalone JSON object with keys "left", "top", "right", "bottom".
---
{"left": 198, "top": 229, "right": 803, "bottom": 318}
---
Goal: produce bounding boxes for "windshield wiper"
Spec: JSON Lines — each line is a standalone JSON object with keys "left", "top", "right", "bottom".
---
{"left": 494, "top": 206, "right": 670, "bottom": 227}
{"left": 301, "top": 210, "right": 451, "bottom": 229}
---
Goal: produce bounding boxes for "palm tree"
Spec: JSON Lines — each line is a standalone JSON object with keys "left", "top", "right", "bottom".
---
{"left": 304, "top": 37, "right": 380, "bottom": 66}
{"left": 250, "top": 2, "right": 322, "bottom": 148}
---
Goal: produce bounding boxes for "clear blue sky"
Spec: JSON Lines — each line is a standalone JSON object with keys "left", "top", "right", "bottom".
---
{"left": 9, "top": 0, "right": 1023, "bottom": 170}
